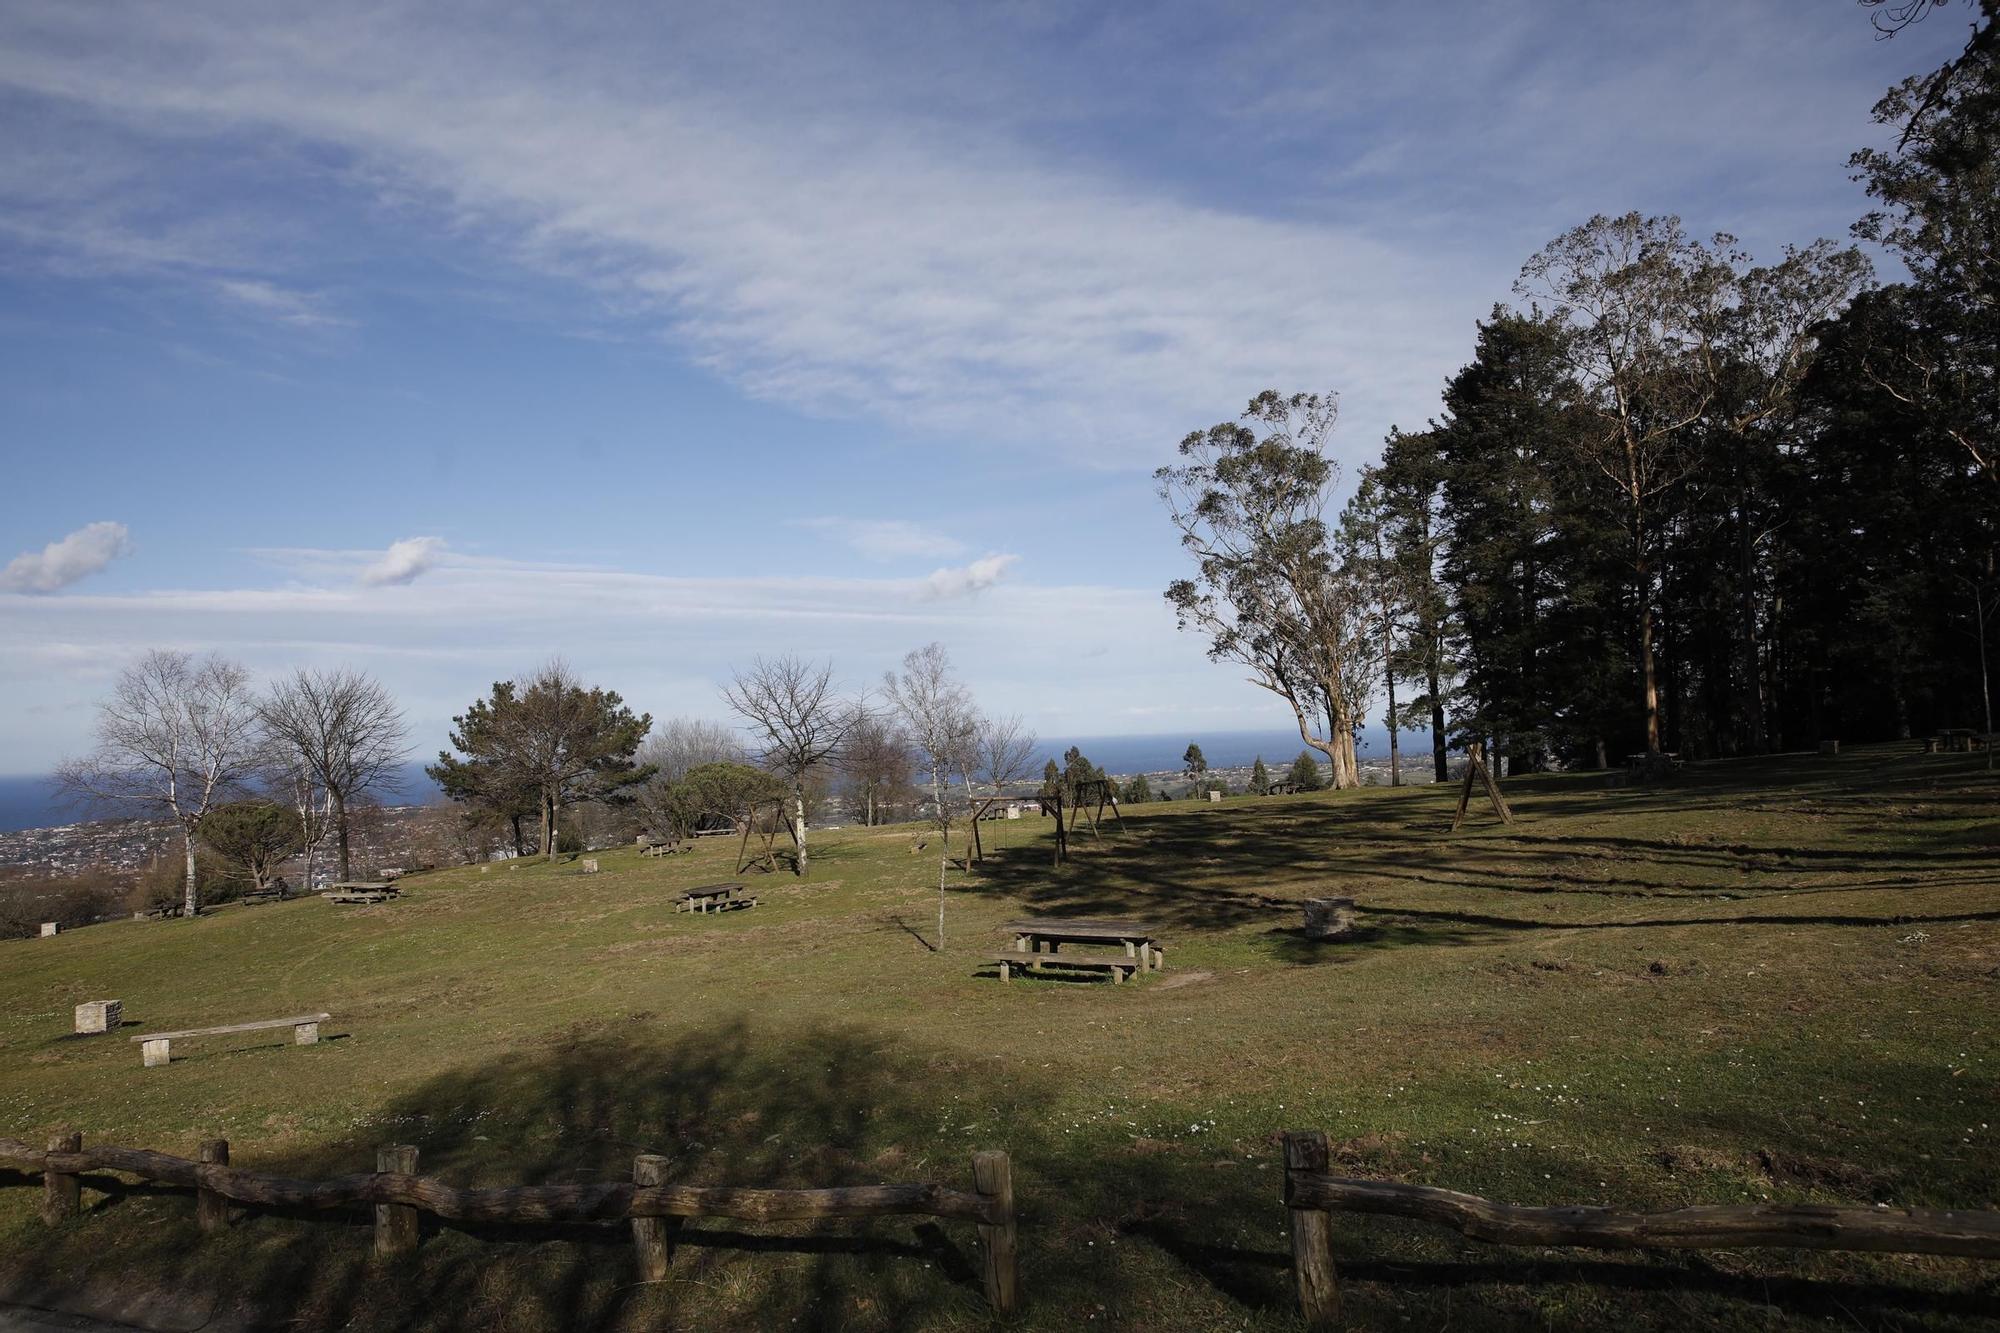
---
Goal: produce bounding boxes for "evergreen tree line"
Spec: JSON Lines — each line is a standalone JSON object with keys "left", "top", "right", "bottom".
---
{"left": 1338, "top": 27, "right": 1998, "bottom": 772}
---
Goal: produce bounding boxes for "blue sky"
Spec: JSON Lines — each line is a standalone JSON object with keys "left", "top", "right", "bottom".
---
{"left": 0, "top": 1, "right": 1972, "bottom": 771}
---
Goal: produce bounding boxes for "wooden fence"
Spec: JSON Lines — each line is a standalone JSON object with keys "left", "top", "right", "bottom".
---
{"left": 13, "top": 1124, "right": 2000, "bottom": 1324}
{"left": 1281, "top": 1130, "right": 2000, "bottom": 1327}
{"left": 0, "top": 1133, "right": 1019, "bottom": 1317}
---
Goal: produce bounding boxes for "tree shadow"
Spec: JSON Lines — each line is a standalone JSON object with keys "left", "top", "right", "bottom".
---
{"left": 872, "top": 912, "right": 938, "bottom": 953}
{"left": 957, "top": 757, "right": 2000, "bottom": 957}
{"left": 0, "top": 1020, "right": 1049, "bottom": 1332}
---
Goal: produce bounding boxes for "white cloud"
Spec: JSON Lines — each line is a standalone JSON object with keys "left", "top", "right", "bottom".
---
{"left": 215, "top": 277, "right": 346, "bottom": 328}
{"left": 0, "top": 3, "right": 1963, "bottom": 466}
{"left": 360, "top": 536, "right": 447, "bottom": 587}
{"left": 0, "top": 544, "right": 1287, "bottom": 769}
{"left": 0, "top": 4, "right": 1481, "bottom": 463}
{"left": 0, "top": 521, "right": 132, "bottom": 593}
{"left": 798, "top": 518, "right": 965, "bottom": 561}
{"left": 920, "top": 553, "right": 1017, "bottom": 600}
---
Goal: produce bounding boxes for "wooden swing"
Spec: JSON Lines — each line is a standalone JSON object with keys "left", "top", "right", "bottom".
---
{"left": 1450, "top": 739, "right": 1516, "bottom": 832}
{"left": 734, "top": 797, "right": 787, "bottom": 874}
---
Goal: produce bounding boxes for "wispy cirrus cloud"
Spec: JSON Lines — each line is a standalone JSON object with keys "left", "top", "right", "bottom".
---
{"left": 215, "top": 277, "right": 346, "bottom": 328}
{"left": 1, "top": 521, "right": 132, "bottom": 593}
{"left": 0, "top": 2, "right": 1481, "bottom": 463}
{"left": 798, "top": 517, "right": 965, "bottom": 561}
{"left": 0, "top": 543, "right": 1255, "bottom": 767}
{"left": 0, "top": 1, "right": 1962, "bottom": 468}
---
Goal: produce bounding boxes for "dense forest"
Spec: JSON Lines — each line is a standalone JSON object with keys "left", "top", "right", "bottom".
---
{"left": 1334, "top": 13, "right": 1998, "bottom": 774}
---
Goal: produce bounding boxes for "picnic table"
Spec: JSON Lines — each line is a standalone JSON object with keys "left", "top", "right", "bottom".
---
{"left": 998, "top": 918, "right": 1165, "bottom": 971}
{"left": 325, "top": 881, "right": 398, "bottom": 904}
{"left": 676, "top": 883, "right": 757, "bottom": 914}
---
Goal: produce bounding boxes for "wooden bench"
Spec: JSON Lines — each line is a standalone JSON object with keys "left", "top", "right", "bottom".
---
{"left": 131, "top": 1013, "right": 331, "bottom": 1068}
{"left": 640, "top": 840, "right": 688, "bottom": 858}
{"left": 987, "top": 952, "right": 1143, "bottom": 983}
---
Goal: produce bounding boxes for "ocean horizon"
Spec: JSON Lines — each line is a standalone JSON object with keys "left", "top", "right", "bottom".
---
{"left": 0, "top": 724, "right": 1411, "bottom": 832}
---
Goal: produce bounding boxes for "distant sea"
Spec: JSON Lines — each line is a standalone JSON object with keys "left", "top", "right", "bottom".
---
{"left": 0, "top": 727, "right": 1403, "bottom": 832}
{"left": 1035, "top": 725, "right": 1394, "bottom": 779}
{"left": 0, "top": 762, "right": 447, "bottom": 834}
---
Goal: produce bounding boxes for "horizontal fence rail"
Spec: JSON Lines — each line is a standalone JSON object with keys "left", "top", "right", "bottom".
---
{"left": 0, "top": 1135, "right": 1019, "bottom": 1316}
{"left": 1280, "top": 1130, "right": 2000, "bottom": 1327}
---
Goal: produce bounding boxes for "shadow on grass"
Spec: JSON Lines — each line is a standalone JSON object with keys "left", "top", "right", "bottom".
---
{"left": 7, "top": 1023, "right": 1998, "bottom": 1331}
{"left": 0, "top": 1019, "right": 1051, "bottom": 1332}
{"left": 1124, "top": 1221, "right": 2000, "bottom": 1326}
{"left": 959, "top": 751, "right": 2000, "bottom": 953}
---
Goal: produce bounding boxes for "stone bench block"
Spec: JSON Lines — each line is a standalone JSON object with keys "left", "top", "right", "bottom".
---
{"left": 1304, "top": 896, "right": 1357, "bottom": 939}
{"left": 75, "top": 1000, "right": 122, "bottom": 1034}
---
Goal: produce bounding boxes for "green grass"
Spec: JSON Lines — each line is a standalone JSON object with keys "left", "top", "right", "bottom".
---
{"left": 2, "top": 745, "right": 1997, "bottom": 1330}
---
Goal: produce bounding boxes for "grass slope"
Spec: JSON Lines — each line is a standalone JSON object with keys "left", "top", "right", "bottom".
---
{"left": 1, "top": 746, "right": 1996, "bottom": 1330}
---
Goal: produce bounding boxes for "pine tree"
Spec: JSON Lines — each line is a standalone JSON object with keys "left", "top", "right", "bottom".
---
{"left": 1249, "top": 756, "right": 1271, "bottom": 794}
{"left": 1181, "top": 742, "right": 1207, "bottom": 783}
{"left": 1375, "top": 427, "right": 1457, "bottom": 781}
{"left": 1287, "top": 750, "right": 1324, "bottom": 792}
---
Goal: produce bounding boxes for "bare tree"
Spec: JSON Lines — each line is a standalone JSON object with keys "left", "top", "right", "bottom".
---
{"left": 263, "top": 747, "right": 334, "bottom": 891}
{"left": 259, "top": 667, "right": 409, "bottom": 882}
{"left": 55, "top": 651, "right": 261, "bottom": 916}
{"left": 882, "top": 643, "right": 978, "bottom": 949}
{"left": 840, "top": 714, "right": 914, "bottom": 825}
{"left": 973, "top": 713, "right": 1038, "bottom": 793}
{"left": 633, "top": 717, "right": 747, "bottom": 836}
{"left": 638, "top": 717, "right": 745, "bottom": 785}
{"left": 723, "top": 655, "right": 864, "bottom": 876}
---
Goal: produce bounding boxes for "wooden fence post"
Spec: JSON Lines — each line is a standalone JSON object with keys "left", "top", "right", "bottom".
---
{"left": 630, "top": 1153, "right": 678, "bottom": 1281}
{"left": 1283, "top": 1131, "right": 1340, "bottom": 1328}
{"left": 374, "top": 1145, "right": 420, "bottom": 1257}
{"left": 197, "top": 1139, "right": 230, "bottom": 1233}
{"left": 972, "top": 1149, "right": 1019, "bottom": 1317}
{"left": 41, "top": 1131, "right": 80, "bottom": 1226}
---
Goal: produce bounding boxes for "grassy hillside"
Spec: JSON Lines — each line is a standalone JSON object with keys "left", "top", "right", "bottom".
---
{"left": 1, "top": 746, "right": 1996, "bottom": 1331}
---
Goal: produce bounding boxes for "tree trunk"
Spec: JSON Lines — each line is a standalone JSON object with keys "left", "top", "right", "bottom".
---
{"left": 1428, "top": 643, "right": 1448, "bottom": 783}
{"left": 542, "top": 792, "right": 557, "bottom": 862}
{"left": 1639, "top": 563, "right": 1663, "bottom": 753}
{"left": 509, "top": 814, "right": 525, "bottom": 858}
{"left": 1626, "top": 447, "right": 1663, "bottom": 754}
{"left": 1975, "top": 579, "right": 1994, "bottom": 772}
{"left": 1736, "top": 488, "right": 1768, "bottom": 753}
{"left": 1328, "top": 714, "right": 1359, "bottom": 789}
{"left": 1383, "top": 651, "right": 1401, "bottom": 787}
{"left": 793, "top": 792, "right": 808, "bottom": 876}
{"left": 332, "top": 789, "right": 352, "bottom": 882}
{"left": 181, "top": 826, "right": 200, "bottom": 918}
{"left": 934, "top": 775, "right": 947, "bottom": 950}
